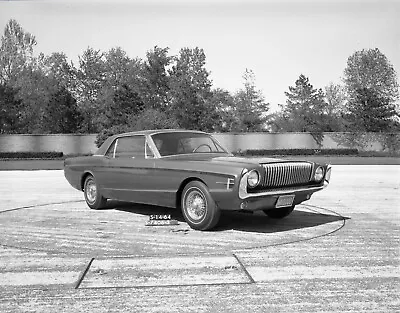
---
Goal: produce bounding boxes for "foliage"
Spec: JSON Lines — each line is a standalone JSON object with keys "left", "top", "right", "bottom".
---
{"left": 128, "top": 108, "right": 179, "bottom": 131}
{"left": 141, "top": 46, "right": 172, "bottom": 110}
{"left": 39, "top": 52, "right": 75, "bottom": 89}
{"left": 324, "top": 82, "right": 347, "bottom": 131}
{"left": 73, "top": 47, "right": 106, "bottom": 133}
{"left": 205, "top": 88, "right": 237, "bottom": 132}
{"left": 105, "top": 84, "right": 145, "bottom": 126}
{"left": 232, "top": 69, "right": 270, "bottom": 132}
{"left": 346, "top": 88, "right": 398, "bottom": 132}
{"left": 1, "top": 18, "right": 400, "bottom": 144}
{"left": 0, "top": 84, "right": 22, "bottom": 133}
{"left": 329, "top": 132, "right": 400, "bottom": 155}
{"left": 103, "top": 47, "right": 141, "bottom": 89}
{"left": 13, "top": 66, "right": 56, "bottom": 133}
{"left": 95, "top": 109, "right": 179, "bottom": 147}
{"left": 168, "top": 47, "right": 216, "bottom": 131}
{"left": 274, "top": 74, "right": 329, "bottom": 146}
{"left": 0, "top": 19, "right": 36, "bottom": 84}
{"left": 343, "top": 48, "right": 400, "bottom": 132}
{"left": 237, "top": 148, "right": 358, "bottom": 156}
{"left": 344, "top": 48, "right": 399, "bottom": 102}
{"left": 42, "top": 87, "right": 82, "bottom": 133}
{"left": 95, "top": 124, "right": 130, "bottom": 148}
{"left": 0, "top": 151, "right": 63, "bottom": 159}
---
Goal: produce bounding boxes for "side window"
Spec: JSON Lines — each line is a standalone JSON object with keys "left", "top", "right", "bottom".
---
{"left": 114, "top": 136, "right": 145, "bottom": 159}
{"left": 105, "top": 140, "right": 117, "bottom": 158}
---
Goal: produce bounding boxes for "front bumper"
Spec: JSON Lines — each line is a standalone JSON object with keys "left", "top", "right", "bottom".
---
{"left": 215, "top": 164, "right": 331, "bottom": 212}
{"left": 216, "top": 184, "right": 324, "bottom": 212}
{"left": 239, "top": 182, "right": 328, "bottom": 199}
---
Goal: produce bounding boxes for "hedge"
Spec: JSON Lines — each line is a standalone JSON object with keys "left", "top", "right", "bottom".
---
{"left": 0, "top": 152, "right": 64, "bottom": 159}
{"left": 236, "top": 148, "right": 359, "bottom": 156}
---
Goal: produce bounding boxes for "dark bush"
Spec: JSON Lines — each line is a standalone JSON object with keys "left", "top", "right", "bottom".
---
{"left": 0, "top": 152, "right": 64, "bottom": 159}
{"left": 236, "top": 148, "right": 359, "bottom": 156}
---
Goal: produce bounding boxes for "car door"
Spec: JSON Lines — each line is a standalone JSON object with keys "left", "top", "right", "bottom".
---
{"left": 103, "top": 135, "right": 157, "bottom": 204}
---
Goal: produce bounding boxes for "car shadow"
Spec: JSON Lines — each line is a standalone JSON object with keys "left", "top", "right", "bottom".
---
{"left": 215, "top": 210, "right": 349, "bottom": 233}
{"left": 101, "top": 200, "right": 349, "bottom": 234}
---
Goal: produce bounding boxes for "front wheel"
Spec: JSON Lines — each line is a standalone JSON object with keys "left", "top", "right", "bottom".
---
{"left": 83, "top": 175, "right": 107, "bottom": 210}
{"left": 181, "top": 181, "right": 220, "bottom": 231}
{"left": 263, "top": 205, "right": 295, "bottom": 219}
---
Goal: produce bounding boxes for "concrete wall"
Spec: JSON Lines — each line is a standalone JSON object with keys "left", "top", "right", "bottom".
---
{"left": 0, "top": 132, "right": 398, "bottom": 155}
{"left": 214, "top": 133, "right": 327, "bottom": 152}
{"left": 0, "top": 134, "right": 98, "bottom": 155}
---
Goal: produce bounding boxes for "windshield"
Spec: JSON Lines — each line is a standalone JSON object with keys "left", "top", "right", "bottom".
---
{"left": 151, "top": 132, "right": 228, "bottom": 157}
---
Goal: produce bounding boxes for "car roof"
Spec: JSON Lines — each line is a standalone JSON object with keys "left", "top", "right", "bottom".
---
{"left": 96, "top": 129, "right": 208, "bottom": 155}
{"left": 118, "top": 129, "right": 207, "bottom": 137}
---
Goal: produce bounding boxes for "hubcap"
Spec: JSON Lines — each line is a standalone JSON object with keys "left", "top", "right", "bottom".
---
{"left": 185, "top": 190, "right": 206, "bottom": 221}
{"left": 86, "top": 180, "right": 97, "bottom": 203}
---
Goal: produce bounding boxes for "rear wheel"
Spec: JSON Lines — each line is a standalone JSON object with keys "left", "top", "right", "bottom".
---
{"left": 83, "top": 175, "right": 107, "bottom": 210}
{"left": 263, "top": 205, "right": 295, "bottom": 219}
{"left": 181, "top": 181, "right": 220, "bottom": 231}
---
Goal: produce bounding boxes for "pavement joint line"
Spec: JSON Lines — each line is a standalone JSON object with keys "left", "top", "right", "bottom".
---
{"left": 75, "top": 257, "right": 94, "bottom": 289}
{"left": 0, "top": 200, "right": 84, "bottom": 214}
{"left": 232, "top": 253, "right": 255, "bottom": 284}
{"left": 77, "top": 281, "right": 254, "bottom": 290}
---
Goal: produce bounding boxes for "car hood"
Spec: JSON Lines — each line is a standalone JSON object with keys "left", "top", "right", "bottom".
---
{"left": 161, "top": 154, "right": 291, "bottom": 167}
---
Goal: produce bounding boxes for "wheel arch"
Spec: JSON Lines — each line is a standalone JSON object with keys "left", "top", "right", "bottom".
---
{"left": 80, "top": 171, "right": 95, "bottom": 191}
{"left": 176, "top": 177, "right": 207, "bottom": 209}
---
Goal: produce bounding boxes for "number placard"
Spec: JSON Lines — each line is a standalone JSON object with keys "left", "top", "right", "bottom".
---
{"left": 146, "top": 214, "right": 178, "bottom": 226}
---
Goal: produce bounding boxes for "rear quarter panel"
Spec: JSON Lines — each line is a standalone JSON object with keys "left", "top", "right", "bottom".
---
{"left": 64, "top": 156, "right": 107, "bottom": 191}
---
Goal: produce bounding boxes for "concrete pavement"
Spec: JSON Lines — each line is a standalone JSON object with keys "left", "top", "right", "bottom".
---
{"left": 0, "top": 166, "right": 399, "bottom": 312}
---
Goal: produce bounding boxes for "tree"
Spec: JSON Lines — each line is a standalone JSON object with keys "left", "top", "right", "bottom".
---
{"left": 73, "top": 47, "right": 106, "bottom": 132}
{"left": 141, "top": 46, "right": 172, "bottom": 110}
{"left": 105, "top": 84, "right": 145, "bottom": 126}
{"left": 13, "top": 66, "right": 56, "bottom": 133}
{"left": 128, "top": 108, "right": 179, "bottom": 131}
{"left": 275, "top": 74, "right": 328, "bottom": 131}
{"left": 94, "top": 83, "right": 145, "bottom": 143}
{"left": 347, "top": 87, "right": 398, "bottom": 132}
{"left": 274, "top": 74, "right": 329, "bottom": 145}
{"left": 232, "top": 69, "right": 270, "bottom": 132}
{"left": 205, "top": 88, "right": 237, "bottom": 132}
{"left": 324, "top": 82, "right": 347, "bottom": 131}
{"left": 0, "top": 19, "right": 37, "bottom": 84}
{"left": 39, "top": 52, "right": 74, "bottom": 89}
{"left": 0, "top": 84, "right": 22, "bottom": 133}
{"left": 95, "top": 108, "right": 179, "bottom": 148}
{"left": 169, "top": 47, "right": 216, "bottom": 131}
{"left": 103, "top": 47, "right": 141, "bottom": 89}
{"left": 344, "top": 48, "right": 399, "bottom": 102}
{"left": 42, "top": 87, "right": 82, "bottom": 133}
{"left": 343, "top": 48, "right": 399, "bottom": 131}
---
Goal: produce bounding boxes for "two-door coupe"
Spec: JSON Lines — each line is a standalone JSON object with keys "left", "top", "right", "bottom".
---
{"left": 64, "top": 129, "right": 331, "bottom": 230}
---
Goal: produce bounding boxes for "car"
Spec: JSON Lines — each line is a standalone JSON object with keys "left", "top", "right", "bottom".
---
{"left": 64, "top": 129, "right": 332, "bottom": 230}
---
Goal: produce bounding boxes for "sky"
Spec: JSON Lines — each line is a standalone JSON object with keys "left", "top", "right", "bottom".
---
{"left": 0, "top": 0, "right": 399, "bottom": 111}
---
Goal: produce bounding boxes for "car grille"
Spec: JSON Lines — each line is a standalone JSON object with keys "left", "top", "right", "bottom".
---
{"left": 262, "top": 162, "right": 312, "bottom": 187}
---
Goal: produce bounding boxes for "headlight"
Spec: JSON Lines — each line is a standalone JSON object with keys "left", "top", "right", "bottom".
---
{"left": 314, "top": 166, "right": 324, "bottom": 182}
{"left": 247, "top": 170, "right": 260, "bottom": 188}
